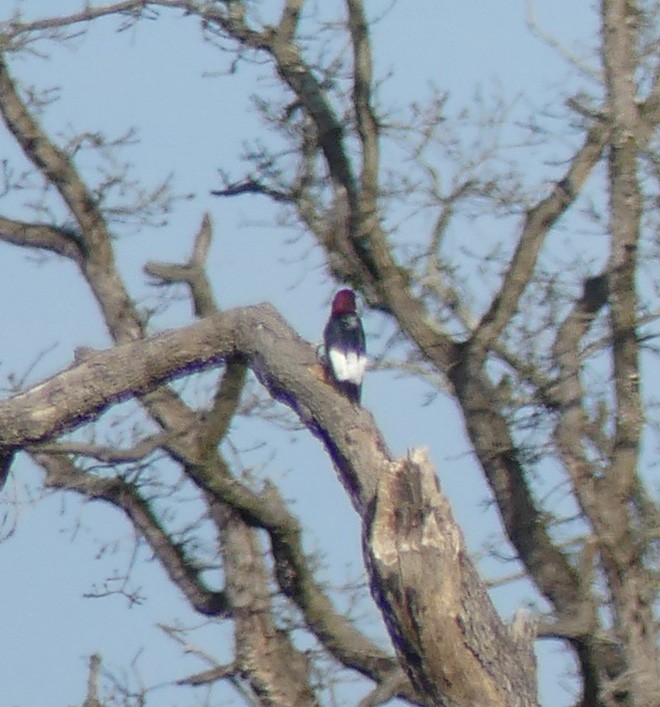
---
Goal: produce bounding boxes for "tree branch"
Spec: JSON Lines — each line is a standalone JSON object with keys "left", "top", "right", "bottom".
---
{"left": 1, "top": 0, "right": 150, "bottom": 38}
{"left": 0, "top": 215, "right": 84, "bottom": 263}
{"left": 602, "top": 0, "right": 643, "bottom": 497}
{"left": 277, "top": 0, "right": 304, "bottom": 43}
{"left": 145, "top": 213, "right": 217, "bottom": 318}
{"left": 365, "top": 448, "right": 538, "bottom": 706}
{"left": 31, "top": 433, "right": 170, "bottom": 463}
{"left": 599, "top": 1, "right": 659, "bottom": 700}
{"left": 211, "top": 178, "right": 293, "bottom": 203}
{"left": 346, "top": 0, "right": 379, "bottom": 216}
{"left": 211, "top": 501, "right": 317, "bottom": 705}
{"left": 39, "top": 453, "right": 228, "bottom": 616}
{"left": 471, "top": 121, "right": 609, "bottom": 356}
{"left": 0, "top": 51, "right": 143, "bottom": 341}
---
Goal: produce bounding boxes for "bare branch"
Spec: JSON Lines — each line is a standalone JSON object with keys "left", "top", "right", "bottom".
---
{"left": 277, "top": 0, "right": 304, "bottom": 43}
{"left": 0, "top": 52, "right": 143, "bottom": 341}
{"left": 211, "top": 178, "right": 293, "bottom": 203}
{"left": 1, "top": 0, "right": 151, "bottom": 39}
{"left": 471, "top": 121, "right": 610, "bottom": 356}
{"left": 0, "top": 215, "right": 83, "bottom": 263}
{"left": 212, "top": 501, "right": 317, "bottom": 706}
{"left": 40, "top": 453, "right": 228, "bottom": 616}
{"left": 357, "top": 670, "right": 414, "bottom": 707}
{"left": 145, "top": 214, "right": 217, "bottom": 318}
{"left": 552, "top": 275, "right": 612, "bottom": 532}
{"left": 177, "top": 663, "right": 236, "bottom": 687}
{"left": 31, "top": 433, "right": 169, "bottom": 463}
{"left": 346, "top": 0, "right": 379, "bottom": 214}
{"left": 600, "top": 1, "right": 659, "bottom": 699}
{"left": 602, "top": 0, "right": 643, "bottom": 496}
{"left": 159, "top": 622, "right": 241, "bottom": 689}
{"left": 82, "top": 653, "right": 102, "bottom": 707}
{"left": 525, "top": 0, "right": 602, "bottom": 81}
{"left": 189, "top": 212, "right": 212, "bottom": 268}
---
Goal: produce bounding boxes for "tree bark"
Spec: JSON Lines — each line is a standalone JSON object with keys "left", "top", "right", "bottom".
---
{"left": 365, "top": 449, "right": 538, "bottom": 707}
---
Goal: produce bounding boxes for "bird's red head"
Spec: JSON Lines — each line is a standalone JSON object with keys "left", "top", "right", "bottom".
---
{"left": 331, "top": 289, "right": 357, "bottom": 316}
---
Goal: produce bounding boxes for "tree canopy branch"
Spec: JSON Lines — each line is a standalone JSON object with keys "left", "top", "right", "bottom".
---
{"left": 0, "top": 51, "right": 144, "bottom": 341}
{"left": 40, "top": 453, "right": 228, "bottom": 616}
{"left": 471, "top": 121, "right": 610, "bottom": 356}
{"left": 0, "top": 215, "right": 84, "bottom": 263}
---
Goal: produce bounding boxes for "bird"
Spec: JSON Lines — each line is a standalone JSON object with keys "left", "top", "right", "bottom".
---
{"left": 323, "top": 289, "right": 367, "bottom": 404}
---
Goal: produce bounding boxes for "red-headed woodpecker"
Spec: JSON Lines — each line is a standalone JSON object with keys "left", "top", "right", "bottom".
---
{"left": 323, "top": 289, "right": 367, "bottom": 404}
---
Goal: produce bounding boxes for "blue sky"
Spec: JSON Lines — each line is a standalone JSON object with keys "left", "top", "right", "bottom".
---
{"left": 0, "top": 1, "right": 604, "bottom": 704}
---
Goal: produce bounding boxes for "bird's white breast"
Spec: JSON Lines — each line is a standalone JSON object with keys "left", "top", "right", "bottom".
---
{"left": 328, "top": 348, "right": 367, "bottom": 384}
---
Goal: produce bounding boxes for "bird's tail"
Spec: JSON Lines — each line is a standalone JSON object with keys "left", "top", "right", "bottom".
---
{"left": 337, "top": 380, "right": 361, "bottom": 404}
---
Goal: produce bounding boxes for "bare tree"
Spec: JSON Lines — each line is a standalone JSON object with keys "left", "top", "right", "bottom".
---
{"left": 0, "top": 2, "right": 657, "bottom": 706}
